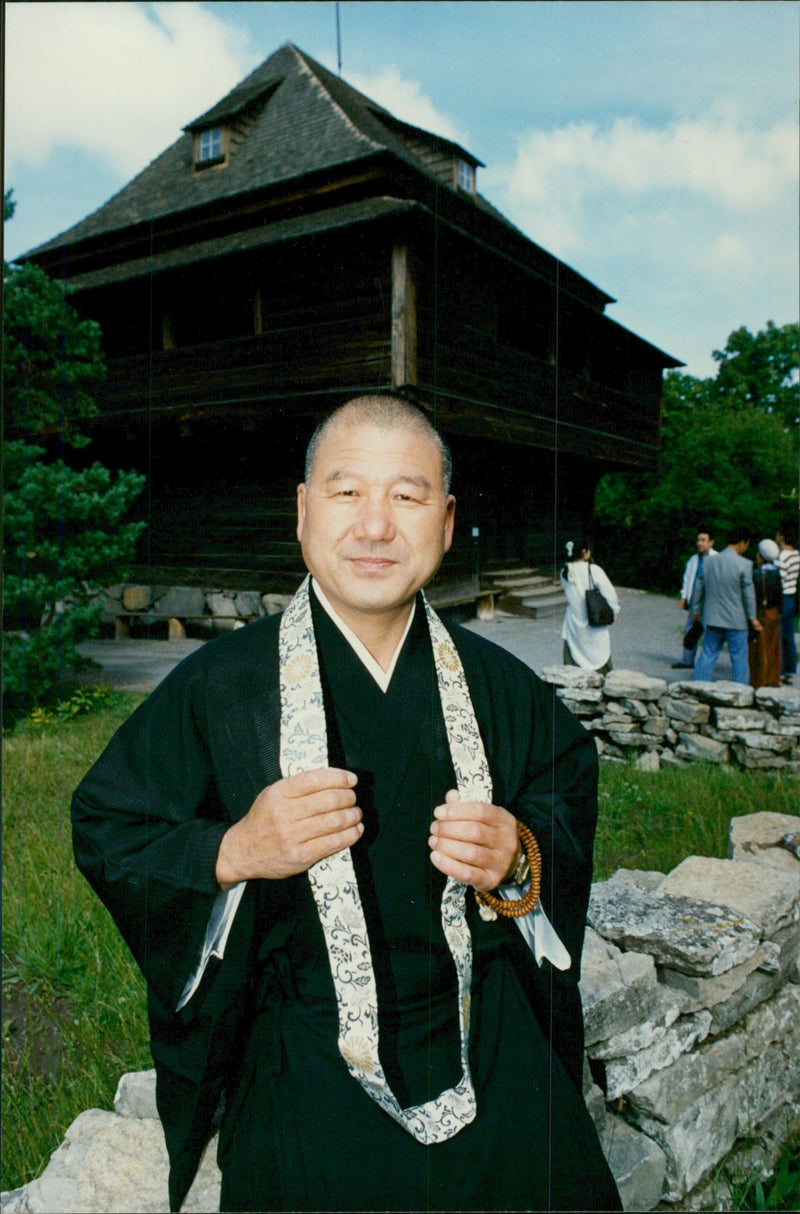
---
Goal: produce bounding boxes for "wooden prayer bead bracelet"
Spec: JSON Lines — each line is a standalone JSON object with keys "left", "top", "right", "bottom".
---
{"left": 474, "top": 821, "right": 542, "bottom": 919}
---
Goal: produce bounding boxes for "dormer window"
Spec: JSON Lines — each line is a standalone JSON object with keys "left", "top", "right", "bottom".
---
{"left": 194, "top": 126, "right": 226, "bottom": 169}
{"left": 457, "top": 160, "right": 475, "bottom": 194}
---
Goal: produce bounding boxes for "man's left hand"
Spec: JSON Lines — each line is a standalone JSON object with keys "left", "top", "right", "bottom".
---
{"left": 429, "top": 790, "right": 519, "bottom": 891}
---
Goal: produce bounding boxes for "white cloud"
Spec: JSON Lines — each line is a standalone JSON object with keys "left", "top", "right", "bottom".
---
{"left": 498, "top": 116, "right": 799, "bottom": 258}
{"left": 483, "top": 112, "right": 798, "bottom": 375}
{"left": 5, "top": 2, "right": 258, "bottom": 178}
{"left": 346, "top": 66, "right": 470, "bottom": 149}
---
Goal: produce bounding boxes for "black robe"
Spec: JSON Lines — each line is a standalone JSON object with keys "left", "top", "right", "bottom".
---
{"left": 72, "top": 595, "right": 620, "bottom": 1212}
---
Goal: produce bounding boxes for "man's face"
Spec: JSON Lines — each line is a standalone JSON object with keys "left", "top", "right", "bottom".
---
{"left": 696, "top": 533, "right": 713, "bottom": 555}
{"left": 296, "top": 420, "right": 456, "bottom": 628}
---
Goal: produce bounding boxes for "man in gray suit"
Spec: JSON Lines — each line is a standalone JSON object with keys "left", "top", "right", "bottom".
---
{"left": 692, "top": 525, "right": 762, "bottom": 684}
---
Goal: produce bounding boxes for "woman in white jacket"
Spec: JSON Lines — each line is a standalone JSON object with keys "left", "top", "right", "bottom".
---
{"left": 560, "top": 541, "right": 621, "bottom": 673}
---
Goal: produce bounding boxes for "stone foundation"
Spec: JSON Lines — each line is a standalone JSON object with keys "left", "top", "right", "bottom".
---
{"left": 542, "top": 666, "right": 800, "bottom": 772}
{"left": 3, "top": 813, "right": 798, "bottom": 1213}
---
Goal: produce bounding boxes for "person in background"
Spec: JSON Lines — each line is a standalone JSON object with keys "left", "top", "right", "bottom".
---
{"left": 776, "top": 519, "right": 800, "bottom": 685}
{"left": 672, "top": 527, "right": 717, "bottom": 669}
{"left": 692, "top": 524, "right": 761, "bottom": 685}
{"left": 748, "top": 539, "right": 783, "bottom": 689}
{"left": 560, "top": 540, "right": 620, "bottom": 675}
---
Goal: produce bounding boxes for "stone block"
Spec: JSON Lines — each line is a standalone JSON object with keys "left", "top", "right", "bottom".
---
{"left": 708, "top": 967, "right": 784, "bottom": 1036}
{"left": 556, "top": 686, "right": 605, "bottom": 705}
{"left": 641, "top": 717, "right": 667, "bottom": 736}
{"left": 782, "top": 831, "right": 800, "bottom": 858}
{"left": 680, "top": 1099, "right": 800, "bottom": 1213}
{"left": 579, "top": 929, "right": 660, "bottom": 1048}
{"left": 206, "top": 592, "right": 238, "bottom": 617}
{"left": 738, "top": 986, "right": 800, "bottom": 1133}
{"left": 755, "top": 685, "right": 800, "bottom": 715}
{"left": 540, "top": 665, "right": 605, "bottom": 689}
{"left": 234, "top": 590, "right": 263, "bottom": 617}
{"left": 601, "top": 717, "right": 638, "bottom": 730}
{"left": 603, "top": 1116, "right": 668, "bottom": 1213}
{"left": 121, "top": 585, "right": 151, "bottom": 611}
{"left": 659, "top": 947, "right": 767, "bottom": 1012}
{"left": 659, "top": 855, "right": 800, "bottom": 937}
{"left": 608, "top": 732, "right": 660, "bottom": 749}
{"left": 659, "top": 748, "right": 686, "bottom": 768}
{"left": 0, "top": 1108, "right": 221, "bottom": 1213}
{"left": 588, "top": 984, "right": 689, "bottom": 1061}
{"left": 765, "top": 717, "right": 800, "bottom": 736}
{"left": 608, "top": 869, "right": 666, "bottom": 893}
{"left": 628, "top": 1072, "right": 740, "bottom": 1200}
{"left": 602, "top": 1011, "right": 711, "bottom": 1100}
{"left": 675, "top": 733, "right": 729, "bottom": 763}
{"left": 714, "top": 706, "right": 771, "bottom": 731}
{"left": 732, "top": 744, "right": 789, "bottom": 769}
{"left": 114, "top": 1069, "right": 157, "bottom": 1120}
{"left": 604, "top": 670, "right": 668, "bottom": 701}
{"left": 701, "top": 725, "right": 737, "bottom": 742}
{"left": 669, "top": 680, "right": 755, "bottom": 707}
{"left": 671, "top": 721, "right": 698, "bottom": 733}
{"left": 731, "top": 813, "right": 800, "bottom": 864}
{"left": 731, "top": 847, "right": 800, "bottom": 875}
{"left": 152, "top": 586, "right": 205, "bottom": 618}
{"left": 261, "top": 593, "right": 292, "bottom": 615}
{"left": 621, "top": 698, "right": 650, "bottom": 719}
{"left": 588, "top": 880, "right": 760, "bottom": 976}
{"left": 559, "top": 700, "right": 602, "bottom": 718}
{"left": 633, "top": 750, "right": 661, "bottom": 772}
{"left": 659, "top": 696, "right": 710, "bottom": 724}
{"left": 626, "top": 1028, "right": 744, "bottom": 1124}
{"left": 732, "top": 730, "right": 794, "bottom": 753}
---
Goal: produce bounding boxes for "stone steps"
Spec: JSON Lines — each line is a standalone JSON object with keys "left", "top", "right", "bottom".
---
{"left": 483, "top": 566, "right": 566, "bottom": 619}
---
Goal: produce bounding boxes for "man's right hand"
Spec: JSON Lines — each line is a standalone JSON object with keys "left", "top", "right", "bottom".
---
{"left": 215, "top": 768, "right": 361, "bottom": 889}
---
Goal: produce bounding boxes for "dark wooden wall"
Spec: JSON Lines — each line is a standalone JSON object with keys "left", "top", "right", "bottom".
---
{"left": 73, "top": 217, "right": 660, "bottom": 589}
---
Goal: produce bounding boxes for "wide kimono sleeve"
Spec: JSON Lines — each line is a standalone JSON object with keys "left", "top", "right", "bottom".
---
{"left": 71, "top": 648, "right": 233, "bottom": 1018}
{"left": 452, "top": 626, "right": 600, "bottom": 1088}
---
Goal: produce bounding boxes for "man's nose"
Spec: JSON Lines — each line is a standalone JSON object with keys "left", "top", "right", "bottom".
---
{"left": 354, "top": 497, "right": 395, "bottom": 541}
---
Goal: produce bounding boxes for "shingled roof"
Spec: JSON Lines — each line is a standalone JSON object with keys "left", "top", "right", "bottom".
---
{"left": 25, "top": 42, "right": 486, "bottom": 258}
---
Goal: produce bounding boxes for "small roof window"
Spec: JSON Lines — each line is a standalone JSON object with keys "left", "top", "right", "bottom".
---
{"left": 195, "top": 126, "right": 225, "bottom": 169}
{"left": 457, "top": 159, "right": 475, "bottom": 194}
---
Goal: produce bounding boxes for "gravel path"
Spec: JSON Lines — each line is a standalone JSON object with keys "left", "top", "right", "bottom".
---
{"left": 79, "top": 586, "right": 728, "bottom": 693}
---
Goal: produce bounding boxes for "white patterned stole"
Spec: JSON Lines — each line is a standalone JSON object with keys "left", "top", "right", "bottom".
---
{"left": 279, "top": 576, "right": 492, "bottom": 1143}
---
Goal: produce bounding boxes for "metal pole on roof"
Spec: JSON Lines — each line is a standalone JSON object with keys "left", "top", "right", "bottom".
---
{"left": 336, "top": 2, "right": 342, "bottom": 75}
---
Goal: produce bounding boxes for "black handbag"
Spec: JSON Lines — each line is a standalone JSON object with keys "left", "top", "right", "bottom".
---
{"left": 585, "top": 566, "right": 615, "bottom": 627}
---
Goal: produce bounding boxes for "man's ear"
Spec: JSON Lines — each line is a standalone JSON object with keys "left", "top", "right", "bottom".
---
{"left": 443, "top": 495, "right": 456, "bottom": 554}
{"left": 296, "top": 483, "right": 306, "bottom": 543}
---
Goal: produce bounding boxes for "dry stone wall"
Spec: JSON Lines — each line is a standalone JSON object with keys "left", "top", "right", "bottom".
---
{"left": 542, "top": 666, "right": 800, "bottom": 772}
{"left": 3, "top": 813, "right": 798, "bottom": 1214}
{"left": 98, "top": 584, "right": 291, "bottom": 633}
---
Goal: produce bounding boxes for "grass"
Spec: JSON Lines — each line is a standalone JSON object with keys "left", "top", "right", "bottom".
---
{"left": 2, "top": 695, "right": 798, "bottom": 1192}
{"left": 594, "top": 762, "right": 800, "bottom": 880}
{"left": 2, "top": 690, "right": 150, "bottom": 1193}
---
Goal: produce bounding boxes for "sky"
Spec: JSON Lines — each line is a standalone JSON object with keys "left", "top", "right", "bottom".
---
{"left": 3, "top": 0, "right": 798, "bottom": 378}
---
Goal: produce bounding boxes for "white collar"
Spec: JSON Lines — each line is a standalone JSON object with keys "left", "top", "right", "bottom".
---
{"left": 310, "top": 579, "right": 416, "bottom": 692}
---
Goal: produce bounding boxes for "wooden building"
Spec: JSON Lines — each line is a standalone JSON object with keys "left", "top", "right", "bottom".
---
{"left": 20, "top": 42, "right": 680, "bottom": 594}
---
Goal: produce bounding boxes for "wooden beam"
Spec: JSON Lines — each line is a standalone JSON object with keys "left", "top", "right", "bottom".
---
{"left": 391, "top": 244, "right": 417, "bottom": 387}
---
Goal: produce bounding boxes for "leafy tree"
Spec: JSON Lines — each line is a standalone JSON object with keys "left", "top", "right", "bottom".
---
{"left": 3, "top": 203, "right": 145, "bottom": 725}
{"left": 594, "top": 322, "right": 799, "bottom": 592}
{"left": 712, "top": 321, "right": 800, "bottom": 434}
